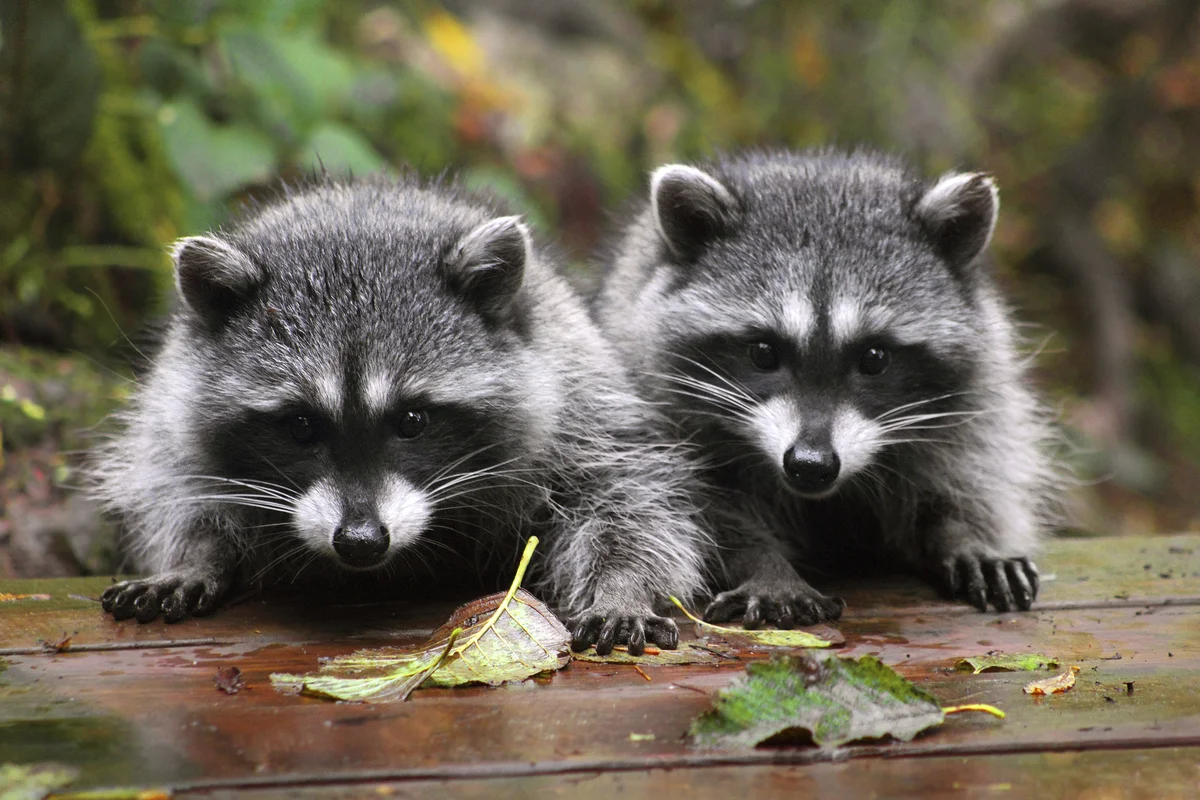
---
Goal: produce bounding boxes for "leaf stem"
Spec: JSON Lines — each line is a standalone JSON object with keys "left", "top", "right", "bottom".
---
{"left": 669, "top": 595, "right": 730, "bottom": 632}
{"left": 941, "top": 703, "right": 1006, "bottom": 719}
{"left": 459, "top": 536, "right": 539, "bottom": 652}
{"left": 408, "top": 627, "right": 462, "bottom": 700}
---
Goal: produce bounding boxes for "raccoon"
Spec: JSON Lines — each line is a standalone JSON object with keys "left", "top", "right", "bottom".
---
{"left": 595, "top": 149, "right": 1062, "bottom": 626}
{"left": 86, "top": 175, "right": 710, "bottom": 655}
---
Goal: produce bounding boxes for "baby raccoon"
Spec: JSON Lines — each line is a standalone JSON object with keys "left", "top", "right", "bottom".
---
{"left": 86, "top": 174, "right": 710, "bottom": 654}
{"left": 595, "top": 149, "right": 1061, "bottom": 626}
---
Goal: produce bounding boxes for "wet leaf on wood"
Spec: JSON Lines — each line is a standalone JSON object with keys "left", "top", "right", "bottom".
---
{"left": 688, "top": 653, "right": 945, "bottom": 749}
{"left": 956, "top": 653, "right": 1060, "bottom": 674}
{"left": 670, "top": 596, "right": 832, "bottom": 649}
{"left": 1024, "top": 665, "right": 1080, "bottom": 695}
{"left": 214, "top": 666, "right": 245, "bottom": 695}
{"left": 270, "top": 537, "right": 570, "bottom": 702}
{"left": 0, "top": 762, "right": 78, "bottom": 800}
{"left": 39, "top": 631, "right": 76, "bottom": 653}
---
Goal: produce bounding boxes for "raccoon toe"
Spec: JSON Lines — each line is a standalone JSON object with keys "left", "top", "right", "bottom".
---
{"left": 643, "top": 616, "right": 679, "bottom": 650}
{"left": 703, "top": 591, "right": 748, "bottom": 624}
{"left": 1011, "top": 557, "right": 1040, "bottom": 609}
{"left": 707, "top": 585, "right": 842, "bottom": 628}
{"left": 951, "top": 555, "right": 1038, "bottom": 612}
{"left": 102, "top": 581, "right": 149, "bottom": 621}
{"left": 161, "top": 580, "right": 205, "bottom": 623}
{"left": 133, "top": 590, "right": 166, "bottom": 623}
{"left": 595, "top": 617, "right": 631, "bottom": 656}
{"left": 570, "top": 617, "right": 604, "bottom": 653}
{"left": 988, "top": 557, "right": 1039, "bottom": 612}
{"left": 569, "top": 612, "right": 678, "bottom": 655}
{"left": 793, "top": 594, "right": 845, "bottom": 626}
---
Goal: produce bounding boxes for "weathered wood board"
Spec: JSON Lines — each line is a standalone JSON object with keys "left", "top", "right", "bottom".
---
{"left": 0, "top": 534, "right": 1197, "bottom": 797}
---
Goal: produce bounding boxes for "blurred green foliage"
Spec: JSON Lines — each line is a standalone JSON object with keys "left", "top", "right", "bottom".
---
{"left": 1, "top": 0, "right": 1199, "bottom": 534}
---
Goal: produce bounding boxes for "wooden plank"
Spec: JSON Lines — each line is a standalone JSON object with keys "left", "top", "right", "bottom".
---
{"left": 2, "top": 534, "right": 1197, "bottom": 653}
{"left": 2, "top": 604, "right": 1198, "bottom": 790}
{"left": 835, "top": 532, "right": 1200, "bottom": 614}
{"left": 1, "top": 534, "right": 1197, "bottom": 794}
{"left": 173, "top": 748, "right": 1200, "bottom": 799}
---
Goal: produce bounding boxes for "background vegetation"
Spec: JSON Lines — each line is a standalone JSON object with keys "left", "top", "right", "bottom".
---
{"left": 2, "top": 0, "right": 1198, "bottom": 576}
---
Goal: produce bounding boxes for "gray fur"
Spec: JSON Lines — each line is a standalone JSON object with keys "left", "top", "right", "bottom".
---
{"left": 595, "top": 149, "right": 1063, "bottom": 623}
{"left": 86, "top": 174, "right": 709, "bottom": 653}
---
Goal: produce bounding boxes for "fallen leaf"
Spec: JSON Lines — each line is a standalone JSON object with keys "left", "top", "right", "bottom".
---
{"left": 0, "top": 762, "right": 78, "bottom": 799}
{"left": 572, "top": 644, "right": 728, "bottom": 665}
{"left": 40, "top": 632, "right": 77, "bottom": 653}
{"left": 688, "top": 653, "right": 944, "bottom": 749}
{"left": 1024, "top": 666, "right": 1081, "bottom": 695}
{"left": 270, "top": 537, "right": 570, "bottom": 702}
{"left": 0, "top": 593, "right": 52, "bottom": 602}
{"left": 670, "top": 596, "right": 832, "bottom": 649}
{"left": 629, "top": 732, "right": 656, "bottom": 741}
{"left": 956, "top": 653, "right": 1060, "bottom": 674}
{"left": 213, "top": 666, "right": 245, "bottom": 695}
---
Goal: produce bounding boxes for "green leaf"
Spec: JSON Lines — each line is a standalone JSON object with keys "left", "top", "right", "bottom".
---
{"left": 0, "top": 0, "right": 101, "bottom": 167}
{"left": 669, "top": 596, "right": 832, "bottom": 649}
{"left": 956, "top": 653, "right": 1060, "bottom": 674}
{"left": 157, "top": 99, "right": 276, "bottom": 201}
{"left": 688, "top": 653, "right": 945, "bottom": 749}
{"left": 0, "top": 762, "right": 78, "bottom": 800}
{"left": 271, "top": 537, "right": 571, "bottom": 702}
{"left": 219, "top": 29, "right": 356, "bottom": 139}
{"left": 302, "top": 122, "right": 387, "bottom": 177}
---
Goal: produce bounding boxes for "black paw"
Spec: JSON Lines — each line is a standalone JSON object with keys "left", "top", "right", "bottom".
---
{"left": 100, "top": 572, "right": 228, "bottom": 624}
{"left": 568, "top": 608, "right": 679, "bottom": 656}
{"left": 704, "top": 580, "right": 845, "bottom": 628}
{"left": 940, "top": 554, "right": 1039, "bottom": 612}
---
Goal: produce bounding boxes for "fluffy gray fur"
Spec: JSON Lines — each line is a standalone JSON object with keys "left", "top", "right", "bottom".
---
{"left": 595, "top": 149, "right": 1063, "bottom": 625}
{"left": 86, "top": 174, "right": 709, "bottom": 654}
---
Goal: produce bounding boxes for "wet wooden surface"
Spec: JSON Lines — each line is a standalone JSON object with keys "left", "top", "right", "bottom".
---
{"left": 1, "top": 533, "right": 1198, "bottom": 798}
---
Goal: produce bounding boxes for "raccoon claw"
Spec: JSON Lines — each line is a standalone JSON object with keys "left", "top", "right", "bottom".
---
{"left": 569, "top": 611, "right": 679, "bottom": 656}
{"left": 101, "top": 573, "right": 229, "bottom": 624}
{"left": 704, "top": 583, "right": 844, "bottom": 628}
{"left": 944, "top": 555, "right": 1039, "bottom": 612}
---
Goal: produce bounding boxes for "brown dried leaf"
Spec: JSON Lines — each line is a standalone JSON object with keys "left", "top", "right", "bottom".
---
{"left": 214, "top": 666, "right": 245, "bottom": 694}
{"left": 1024, "top": 665, "right": 1080, "bottom": 695}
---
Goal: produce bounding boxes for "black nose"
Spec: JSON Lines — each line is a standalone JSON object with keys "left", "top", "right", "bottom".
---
{"left": 332, "top": 521, "right": 390, "bottom": 568}
{"left": 783, "top": 446, "right": 840, "bottom": 493}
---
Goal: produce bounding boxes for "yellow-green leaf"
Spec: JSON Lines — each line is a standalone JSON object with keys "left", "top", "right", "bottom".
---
{"left": 956, "top": 653, "right": 1060, "bottom": 674}
{"left": 270, "top": 537, "right": 571, "bottom": 702}
{"left": 669, "top": 596, "right": 832, "bottom": 649}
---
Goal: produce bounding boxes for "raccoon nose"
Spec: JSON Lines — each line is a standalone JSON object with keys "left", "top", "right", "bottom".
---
{"left": 783, "top": 446, "right": 840, "bottom": 493}
{"left": 332, "top": 521, "right": 390, "bottom": 568}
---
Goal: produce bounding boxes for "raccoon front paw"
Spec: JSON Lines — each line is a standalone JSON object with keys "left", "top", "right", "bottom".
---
{"left": 568, "top": 607, "right": 680, "bottom": 657}
{"left": 941, "top": 554, "right": 1040, "bottom": 612}
{"left": 704, "top": 580, "right": 845, "bottom": 629}
{"left": 100, "top": 572, "right": 229, "bottom": 624}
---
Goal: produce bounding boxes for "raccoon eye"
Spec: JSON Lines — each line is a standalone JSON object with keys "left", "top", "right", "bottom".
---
{"left": 287, "top": 415, "right": 319, "bottom": 445}
{"left": 747, "top": 342, "right": 780, "bottom": 371}
{"left": 859, "top": 346, "right": 890, "bottom": 376}
{"left": 397, "top": 410, "right": 429, "bottom": 439}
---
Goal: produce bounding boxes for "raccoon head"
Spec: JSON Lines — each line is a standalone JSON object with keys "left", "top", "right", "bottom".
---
{"left": 171, "top": 191, "right": 539, "bottom": 571}
{"left": 646, "top": 155, "right": 998, "bottom": 499}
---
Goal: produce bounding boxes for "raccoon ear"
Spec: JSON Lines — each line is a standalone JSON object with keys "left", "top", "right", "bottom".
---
{"left": 445, "top": 215, "right": 529, "bottom": 322}
{"left": 172, "top": 236, "right": 262, "bottom": 325}
{"left": 914, "top": 172, "right": 999, "bottom": 272}
{"left": 651, "top": 164, "right": 739, "bottom": 262}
